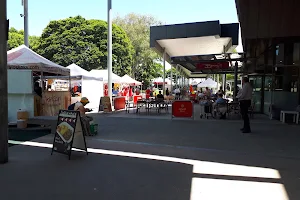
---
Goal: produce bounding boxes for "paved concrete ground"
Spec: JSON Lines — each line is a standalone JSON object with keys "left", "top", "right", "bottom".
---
{"left": 1, "top": 111, "right": 300, "bottom": 200}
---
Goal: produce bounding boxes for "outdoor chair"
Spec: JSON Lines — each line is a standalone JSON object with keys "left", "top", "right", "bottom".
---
{"left": 125, "top": 100, "right": 135, "bottom": 113}
{"left": 248, "top": 102, "right": 255, "bottom": 119}
{"left": 280, "top": 105, "right": 300, "bottom": 124}
{"left": 214, "top": 103, "right": 228, "bottom": 119}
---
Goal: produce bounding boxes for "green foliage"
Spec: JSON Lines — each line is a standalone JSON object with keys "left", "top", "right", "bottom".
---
{"left": 113, "top": 13, "right": 162, "bottom": 86}
{"left": 33, "top": 16, "right": 134, "bottom": 75}
{"left": 226, "top": 74, "right": 234, "bottom": 80}
{"left": 7, "top": 28, "right": 24, "bottom": 50}
{"left": 166, "top": 67, "right": 181, "bottom": 83}
{"left": 7, "top": 28, "right": 40, "bottom": 50}
{"left": 29, "top": 36, "right": 40, "bottom": 50}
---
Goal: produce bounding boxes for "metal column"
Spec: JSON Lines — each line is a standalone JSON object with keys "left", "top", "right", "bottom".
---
{"left": 163, "top": 48, "right": 166, "bottom": 95}
{"left": 176, "top": 65, "right": 178, "bottom": 88}
{"left": 0, "top": 0, "right": 8, "bottom": 164}
{"left": 170, "top": 64, "right": 173, "bottom": 91}
{"left": 223, "top": 74, "right": 226, "bottom": 96}
{"left": 233, "top": 61, "right": 238, "bottom": 101}
{"left": 107, "top": 0, "right": 112, "bottom": 104}
{"left": 23, "top": 0, "right": 29, "bottom": 47}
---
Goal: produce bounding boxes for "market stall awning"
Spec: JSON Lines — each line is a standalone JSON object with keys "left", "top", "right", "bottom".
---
{"left": 7, "top": 45, "right": 69, "bottom": 75}
{"left": 150, "top": 21, "right": 241, "bottom": 78}
{"left": 152, "top": 77, "right": 172, "bottom": 85}
{"left": 90, "top": 69, "right": 121, "bottom": 83}
{"left": 197, "top": 78, "right": 218, "bottom": 88}
{"left": 120, "top": 74, "right": 142, "bottom": 85}
{"left": 67, "top": 63, "right": 103, "bottom": 81}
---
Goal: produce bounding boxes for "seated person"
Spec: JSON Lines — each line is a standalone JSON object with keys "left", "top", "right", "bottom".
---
{"left": 156, "top": 91, "right": 164, "bottom": 101}
{"left": 73, "top": 97, "right": 93, "bottom": 136}
{"left": 213, "top": 93, "right": 227, "bottom": 119}
{"left": 215, "top": 93, "right": 226, "bottom": 105}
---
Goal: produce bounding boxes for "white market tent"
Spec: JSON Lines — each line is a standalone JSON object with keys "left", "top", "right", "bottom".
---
{"left": 67, "top": 63, "right": 102, "bottom": 80}
{"left": 198, "top": 78, "right": 218, "bottom": 88}
{"left": 67, "top": 64, "right": 104, "bottom": 111}
{"left": 7, "top": 45, "right": 69, "bottom": 75}
{"left": 7, "top": 45, "right": 70, "bottom": 123}
{"left": 152, "top": 77, "right": 173, "bottom": 85}
{"left": 67, "top": 63, "right": 91, "bottom": 77}
{"left": 120, "top": 74, "right": 142, "bottom": 85}
{"left": 90, "top": 69, "right": 121, "bottom": 83}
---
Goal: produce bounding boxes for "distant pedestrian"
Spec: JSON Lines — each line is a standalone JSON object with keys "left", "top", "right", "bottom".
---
{"left": 236, "top": 77, "right": 253, "bottom": 133}
{"left": 166, "top": 88, "right": 170, "bottom": 96}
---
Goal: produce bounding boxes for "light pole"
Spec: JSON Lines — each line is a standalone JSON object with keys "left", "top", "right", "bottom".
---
{"left": 0, "top": 0, "right": 8, "bottom": 164}
{"left": 107, "top": 0, "right": 112, "bottom": 105}
{"left": 22, "top": 0, "right": 29, "bottom": 47}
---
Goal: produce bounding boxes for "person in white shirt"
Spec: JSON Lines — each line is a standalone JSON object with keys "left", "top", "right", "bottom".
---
{"left": 236, "top": 77, "right": 253, "bottom": 133}
{"left": 174, "top": 88, "right": 180, "bottom": 100}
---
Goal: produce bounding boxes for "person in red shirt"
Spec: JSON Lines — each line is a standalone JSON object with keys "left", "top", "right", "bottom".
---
{"left": 129, "top": 87, "right": 133, "bottom": 97}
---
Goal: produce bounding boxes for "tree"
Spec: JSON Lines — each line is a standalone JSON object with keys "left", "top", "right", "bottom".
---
{"left": 226, "top": 74, "right": 234, "bottom": 80}
{"left": 166, "top": 67, "right": 181, "bottom": 83}
{"left": 113, "top": 13, "right": 162, "bottom": 86}
{"left": 34, "top": 16, "right": 134, "bottom": 75}
{"left": 7, "top": 28, "right": 23, "bottom": 50}
{"left": 29, "top": 36, "right": 40, "bottom": 50}
{"left": 7, "top": 28, "right": 40, "bottom": 50}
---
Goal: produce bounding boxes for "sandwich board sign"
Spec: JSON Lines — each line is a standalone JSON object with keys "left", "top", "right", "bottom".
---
{"left": 51, "top": 110, "right": 88, "bottom": 159}
{"left": 99, "top": 96, "right": 112, "bottom": 113}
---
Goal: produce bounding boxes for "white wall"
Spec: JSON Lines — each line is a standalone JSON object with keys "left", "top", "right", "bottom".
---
{"left": 8, "top": 70, "right": 34, "bottom": 123}
{"left": 81, "top": 78, "right": 103, "bottom": 110}
{"left": 8, "top": 69, "right": 33, "bottom": 94}
{"left": 8, "top": 94, "right": 34, "bottom": 123}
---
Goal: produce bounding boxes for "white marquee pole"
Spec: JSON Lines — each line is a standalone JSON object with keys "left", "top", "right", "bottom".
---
{"left": 107, "top": 0, "right": 113, "bottom": 105}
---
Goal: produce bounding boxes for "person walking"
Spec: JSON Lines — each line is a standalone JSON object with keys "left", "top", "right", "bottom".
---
{"left": 236, "top": 77, "right": 253, "bottom": 133}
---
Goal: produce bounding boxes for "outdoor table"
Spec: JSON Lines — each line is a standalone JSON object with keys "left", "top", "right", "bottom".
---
{"left": 136, "top": 99, "right": 168, "bottom": 114}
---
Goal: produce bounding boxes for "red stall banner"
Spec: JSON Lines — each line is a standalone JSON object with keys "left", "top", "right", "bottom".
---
{"left": 172, "top": 101, "right": 193, "bottom": 119}
{"left": 196, "top": 62, "right": 229, "bottom": 70}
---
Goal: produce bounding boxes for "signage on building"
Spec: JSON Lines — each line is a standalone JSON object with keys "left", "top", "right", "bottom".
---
{"left": 172, "top": 101, "right": 194, "bottom": 119}
{"left": 196, "top": 62, "right": 229, "bottom": 70}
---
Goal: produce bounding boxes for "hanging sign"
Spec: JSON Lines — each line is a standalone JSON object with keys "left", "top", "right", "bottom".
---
{"left": 196, "top": 62, "right": 229, "bottom": 70}
{"left": 51, "top": 110, "right": 88, "bottom": 159}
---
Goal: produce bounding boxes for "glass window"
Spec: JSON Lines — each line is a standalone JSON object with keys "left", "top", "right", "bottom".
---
{"left": 264, "top": 76, "right": 272, "bottom": 91}
{"left": 293, "top": 43, "right": 300, "bottom": 64}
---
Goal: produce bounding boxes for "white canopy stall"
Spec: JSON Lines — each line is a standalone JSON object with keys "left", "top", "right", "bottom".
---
{"left": 7, "top": 45, "right": 70, "bottom": 123}
{"left": 67, "top": 64, "right": 104, "bottom": 111}
{"left": 120, "top": 74, "right": 142, "bottom": 86}
{"left": 90, "top": 69, "right": 122, "bottom": 96}
{"left": 197, "top": 78, "right": 218, "bottom": 88}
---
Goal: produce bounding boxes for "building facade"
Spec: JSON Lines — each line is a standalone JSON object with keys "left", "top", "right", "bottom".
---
{"left": 236, "top": 0, "right": 300, "bottom": 118}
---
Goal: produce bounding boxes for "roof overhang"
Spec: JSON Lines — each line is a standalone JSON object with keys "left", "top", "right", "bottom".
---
{"left": 150, "top": 21, "right": 240, "bottom": 78}
{"left": 236, "top": 0, "right": 300, "bottom": 40}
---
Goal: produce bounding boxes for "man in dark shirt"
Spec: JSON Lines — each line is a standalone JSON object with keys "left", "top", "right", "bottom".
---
{"left": 156, "top": 91, "right": 164, "bottom": 100}
{"left": 34, "top": 82, "right": 42, "bottom": 97}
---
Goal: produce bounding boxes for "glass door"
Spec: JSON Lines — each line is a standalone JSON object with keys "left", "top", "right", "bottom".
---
{"left": 249, "top": 76, "right": 263, "bottom": 113}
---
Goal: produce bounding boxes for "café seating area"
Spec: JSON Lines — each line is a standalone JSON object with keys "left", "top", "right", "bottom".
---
{"left": 125, "top": 96, "right": 174, "bottom": 114}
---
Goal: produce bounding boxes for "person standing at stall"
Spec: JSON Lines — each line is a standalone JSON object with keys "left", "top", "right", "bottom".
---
{"left": 166, "top": 88, "right": 170, "bottom": 96}
{"left": 236, "top": 77, "right": 253, "bottom": 133}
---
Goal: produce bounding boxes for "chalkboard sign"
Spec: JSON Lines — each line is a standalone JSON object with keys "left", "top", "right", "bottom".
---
{"left": 51, "top": 110, "right": 88, "bottom": 159}
{"left": 99, "top": 96, "right": 112, "bottom": 113}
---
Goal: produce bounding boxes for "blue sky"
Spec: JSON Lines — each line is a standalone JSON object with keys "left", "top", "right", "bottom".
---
{"left": 8, "top": 0, "right": 239, "bottom": 36}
